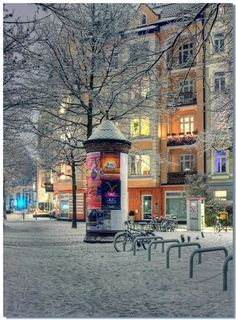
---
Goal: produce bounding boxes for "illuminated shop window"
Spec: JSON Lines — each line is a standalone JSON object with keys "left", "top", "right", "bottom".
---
{"left": 130, "top": 154, "right": 151, "bottom": 176}
{"left": 214, "top": 190, "right": 227, "bottom": 201}
{"left": 131, "top": 117, "right": 150, "bottom": 137}
{"left": 214, "top": 151, "right": 226, "bottom": 174}
{"left": 180, "top": 116, "right": 194, "bottom": 133}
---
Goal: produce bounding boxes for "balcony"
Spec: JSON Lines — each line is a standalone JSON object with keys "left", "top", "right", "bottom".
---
{"left": 167, "top": 131, "right": 197, "bottom": 147}
{"left": 167, "top": 93, "right": 197, "bottom": 108}
{"left": 178, "top": 93, "right": 197, "bottom": 106}
{"left": 167, "top": 171, "right": 197, "bottom": 185}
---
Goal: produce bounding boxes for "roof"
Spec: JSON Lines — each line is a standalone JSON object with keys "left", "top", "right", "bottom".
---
{"left": 87, "top": 119, "right": 130, "bottom": 142}
{"left": 150, "top": 3, "right": 205, "bottom": 23}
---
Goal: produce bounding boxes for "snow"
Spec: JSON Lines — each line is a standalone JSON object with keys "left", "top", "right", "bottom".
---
{"left": 3, "top": 215, "right": 235, "bottom": 319}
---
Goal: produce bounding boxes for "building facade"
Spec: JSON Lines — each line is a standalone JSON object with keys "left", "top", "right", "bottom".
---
{"left": 36, "top": 3, "right": 233, "bottom": 223}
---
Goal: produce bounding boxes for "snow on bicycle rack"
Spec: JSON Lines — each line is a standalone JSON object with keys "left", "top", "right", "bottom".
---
{"left": 189, "top": 246, "right": 229, "bottom": 279}
{"left": 166, "top": 242, "right": 201, "bottom": 269}
{"left": 148, "top": 239, "right": 180, "bottom": 261}
{"left": 223, "top": 255, "right": 233, "bottom": 291}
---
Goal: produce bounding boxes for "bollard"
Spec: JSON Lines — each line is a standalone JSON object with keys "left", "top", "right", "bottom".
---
{"left": 166, "top": 242, "right": 201, "bottom": 269}
{"left": 148, "top": 239, "right": 180, "bottom": 261}
{"left": 133, "top": 236, "right": 163, "bottom": 256}
{"left": 189, "top": 246, "right": 228, "bottom": 279}
{"left": 223, "top": 255, "right": 233, "bottom": 291}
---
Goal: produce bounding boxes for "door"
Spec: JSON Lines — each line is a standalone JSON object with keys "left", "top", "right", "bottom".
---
{"left": 142, "top": 195, "right": 152, "bottom": 220}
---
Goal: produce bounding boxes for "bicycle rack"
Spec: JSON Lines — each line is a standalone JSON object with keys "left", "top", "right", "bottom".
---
{"left": 223, "top": 255, "right": 233, "bottom": 291}
{"left": 133, "top": 236, "right": 163, "bottom": 256}
{"left": 189, "top": 246, "right": 228, "bottom": 278}
{"left": 148, "top": 239, "right": 180, "bottom": 261}
{"left": 166, "top": 242, "right": 201, "bottom": 269}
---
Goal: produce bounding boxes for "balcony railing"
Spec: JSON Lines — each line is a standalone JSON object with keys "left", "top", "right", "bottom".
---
{"left": 167, "top": 171, "right": 197, "bottom": 185}
{"left": 178, "top": 94, "right": 197, "bottom": 106}
{"left": 167, "top": 132, "right": 197, "bottom": 147}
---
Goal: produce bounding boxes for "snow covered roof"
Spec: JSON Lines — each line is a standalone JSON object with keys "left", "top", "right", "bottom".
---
{"left": 87, "top": 119, "right": 129, "bottom": 142}
{"left": 151, "top": 3, "right": 205, "bottom": 23}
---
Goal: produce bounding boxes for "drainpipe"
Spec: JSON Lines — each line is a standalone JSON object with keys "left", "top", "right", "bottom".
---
{"left": 201, "top": 10, "right": 207, "bottom": 175}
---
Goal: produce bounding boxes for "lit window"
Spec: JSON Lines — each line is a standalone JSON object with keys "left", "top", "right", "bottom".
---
{"left": 140, "top": 14, "right": 147, "bottom": 25}
{"left": 214, "top": 33, "right": 225, "bottom": 53}
{"left": 180, "top": 116, "right": 194, "bottom": 133}
{"left": 180, "top": 154, "right": 194, "bottom": 172}
{"left": 214, "top": 151, "right": 226, "bottom": 174}
{"left": 130, "top": 154, "right": 151, "bottom": 175}
{"left": 219, "top": 5, "right": 225, "bottom": 14}
{"left": 214, "top": 72, "right": 225, "bottom": 92}
{"left": 131, "top": 117, "right": 150, "bottom": 137}
{"left": 214, "top": 190, "right": 227, "bottom": 200}
{"left": 179, "top": 43, "right": 193, "bottom": 66}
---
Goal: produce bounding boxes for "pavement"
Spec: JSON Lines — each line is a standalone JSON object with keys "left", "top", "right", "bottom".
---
{"left": 4, "top": 212, "right": 232, "bottom": 233}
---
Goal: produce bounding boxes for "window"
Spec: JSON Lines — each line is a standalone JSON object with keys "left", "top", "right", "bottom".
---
{"left": 166, "top": 191, "right": 186, "bottom": 220}
{"left": 142, "top": 195, "right": 152, "bottom": 220}
{"left": 214, "top": 72, "right": 225, "bottom": 92}
{"left": 214, "top": 190, "right": 227, "bottom": 201}
{"left": 130, "top": 154, "right": 151, "bottom": 176}
{"left": 214, "top": 151, "right": 226, "bottom": 174}
{"left": 131, "top": 117, "right": 150, "bottom": 137}
{"left": 130, "top": 76, "right": 149, "bottom": 99}
{"left": 140, "top": 14, "right": 147, "bottom": 25}
{"left": 111, "top": 52, "right": 119, "bottom": 69}
{"left": 179, "top": 43, "right": 193, "bottom": 66}
{"left": 219, "top": 5, "right": 225, "bottom": 14}
{"left": 129, "top": 43, "right": 139, "bottom": 63}
{"left": 179, "top": 80, "right": 194, "bottom": 104}
{"left": 214, "top": 33, "right": 225, "bottom": 53}
{"left": 180, "top": 116, "right": 194, "bottom": 133}
{"left": 129, "top": 41, "right": 149, "bottom": 64}
{"left": 180, "top": 154, "right": 194, "bottom": 172}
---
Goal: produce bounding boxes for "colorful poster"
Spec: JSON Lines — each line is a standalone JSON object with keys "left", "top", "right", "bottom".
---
{"left": 87, "top": 152, "right": 100, "bottom": 180}
{"left": 86, "top": 209, "right": 111, "bottom": 231}
{"left": 102, "top": 180, "right": 121, "bottom": 210}
{"left": 87, "top": 179, "right": 102, "bottom": 209}
{"left": 100, "top": 153, "right": 120, "bottom": 176}
{"left": 87, "top": 152, "right": 102, "bottom": 209}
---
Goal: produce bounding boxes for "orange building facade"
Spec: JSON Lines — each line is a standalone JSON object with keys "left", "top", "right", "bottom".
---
{"left": 37, "top": 4, "right": 206, "bottom": 224}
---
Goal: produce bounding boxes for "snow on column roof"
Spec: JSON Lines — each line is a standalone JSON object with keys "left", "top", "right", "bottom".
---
{"left": 87, "top": 119, "right": 129, "bottom": 142}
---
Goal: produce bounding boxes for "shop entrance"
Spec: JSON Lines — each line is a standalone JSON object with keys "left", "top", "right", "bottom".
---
{"left": 142, "top": 195, "right": 152, "bottom": 220}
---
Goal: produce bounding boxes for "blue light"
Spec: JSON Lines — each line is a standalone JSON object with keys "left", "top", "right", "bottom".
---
{"left": 17, "top": 198, "right": 25, "bottom": 209}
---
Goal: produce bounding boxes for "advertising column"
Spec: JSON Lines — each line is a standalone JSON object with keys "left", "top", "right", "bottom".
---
{"left": 83, "top": 118, "right": 131, "bottom": 242}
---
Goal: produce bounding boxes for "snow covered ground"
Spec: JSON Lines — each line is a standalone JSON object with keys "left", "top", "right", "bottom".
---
{"left": 3, "top": 215, "right": 235, "bottom": 318}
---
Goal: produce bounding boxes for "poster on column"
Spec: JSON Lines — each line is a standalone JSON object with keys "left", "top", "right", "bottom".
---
{"left": 86, "top": 209, "right": 111, "bottom": 230}
{"left": 87, "top": 152, "right": 102, "bottom": 209}
{"left": 102, "top": 180, "right": 121, "bottom": 210}
{"left": 100, "top": 153, "right": 120, "bottom": 180}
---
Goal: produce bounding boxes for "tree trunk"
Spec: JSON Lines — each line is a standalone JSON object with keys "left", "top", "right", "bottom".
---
{"left": 71, "top": 160, "right": 77, "bottom": 228}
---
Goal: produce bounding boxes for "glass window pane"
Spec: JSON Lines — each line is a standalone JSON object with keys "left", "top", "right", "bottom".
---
{"left": 141, "top": 117, "right": 150, "bottom": 136}
{"left": 131, "top": 119, "right": 139, "bottom": 136}
{"left": 141, "top": 155, "right": 150, "bottom": 175}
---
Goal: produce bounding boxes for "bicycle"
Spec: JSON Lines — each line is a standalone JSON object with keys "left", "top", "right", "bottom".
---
{"left": 113, "top": 221, "right": 156, "bottom": 252}
{"left": 150, "top": 215, "right": 177, "bottom": 232}
{"left": 214, "top": 212, "right": 231, "bottom": 233}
